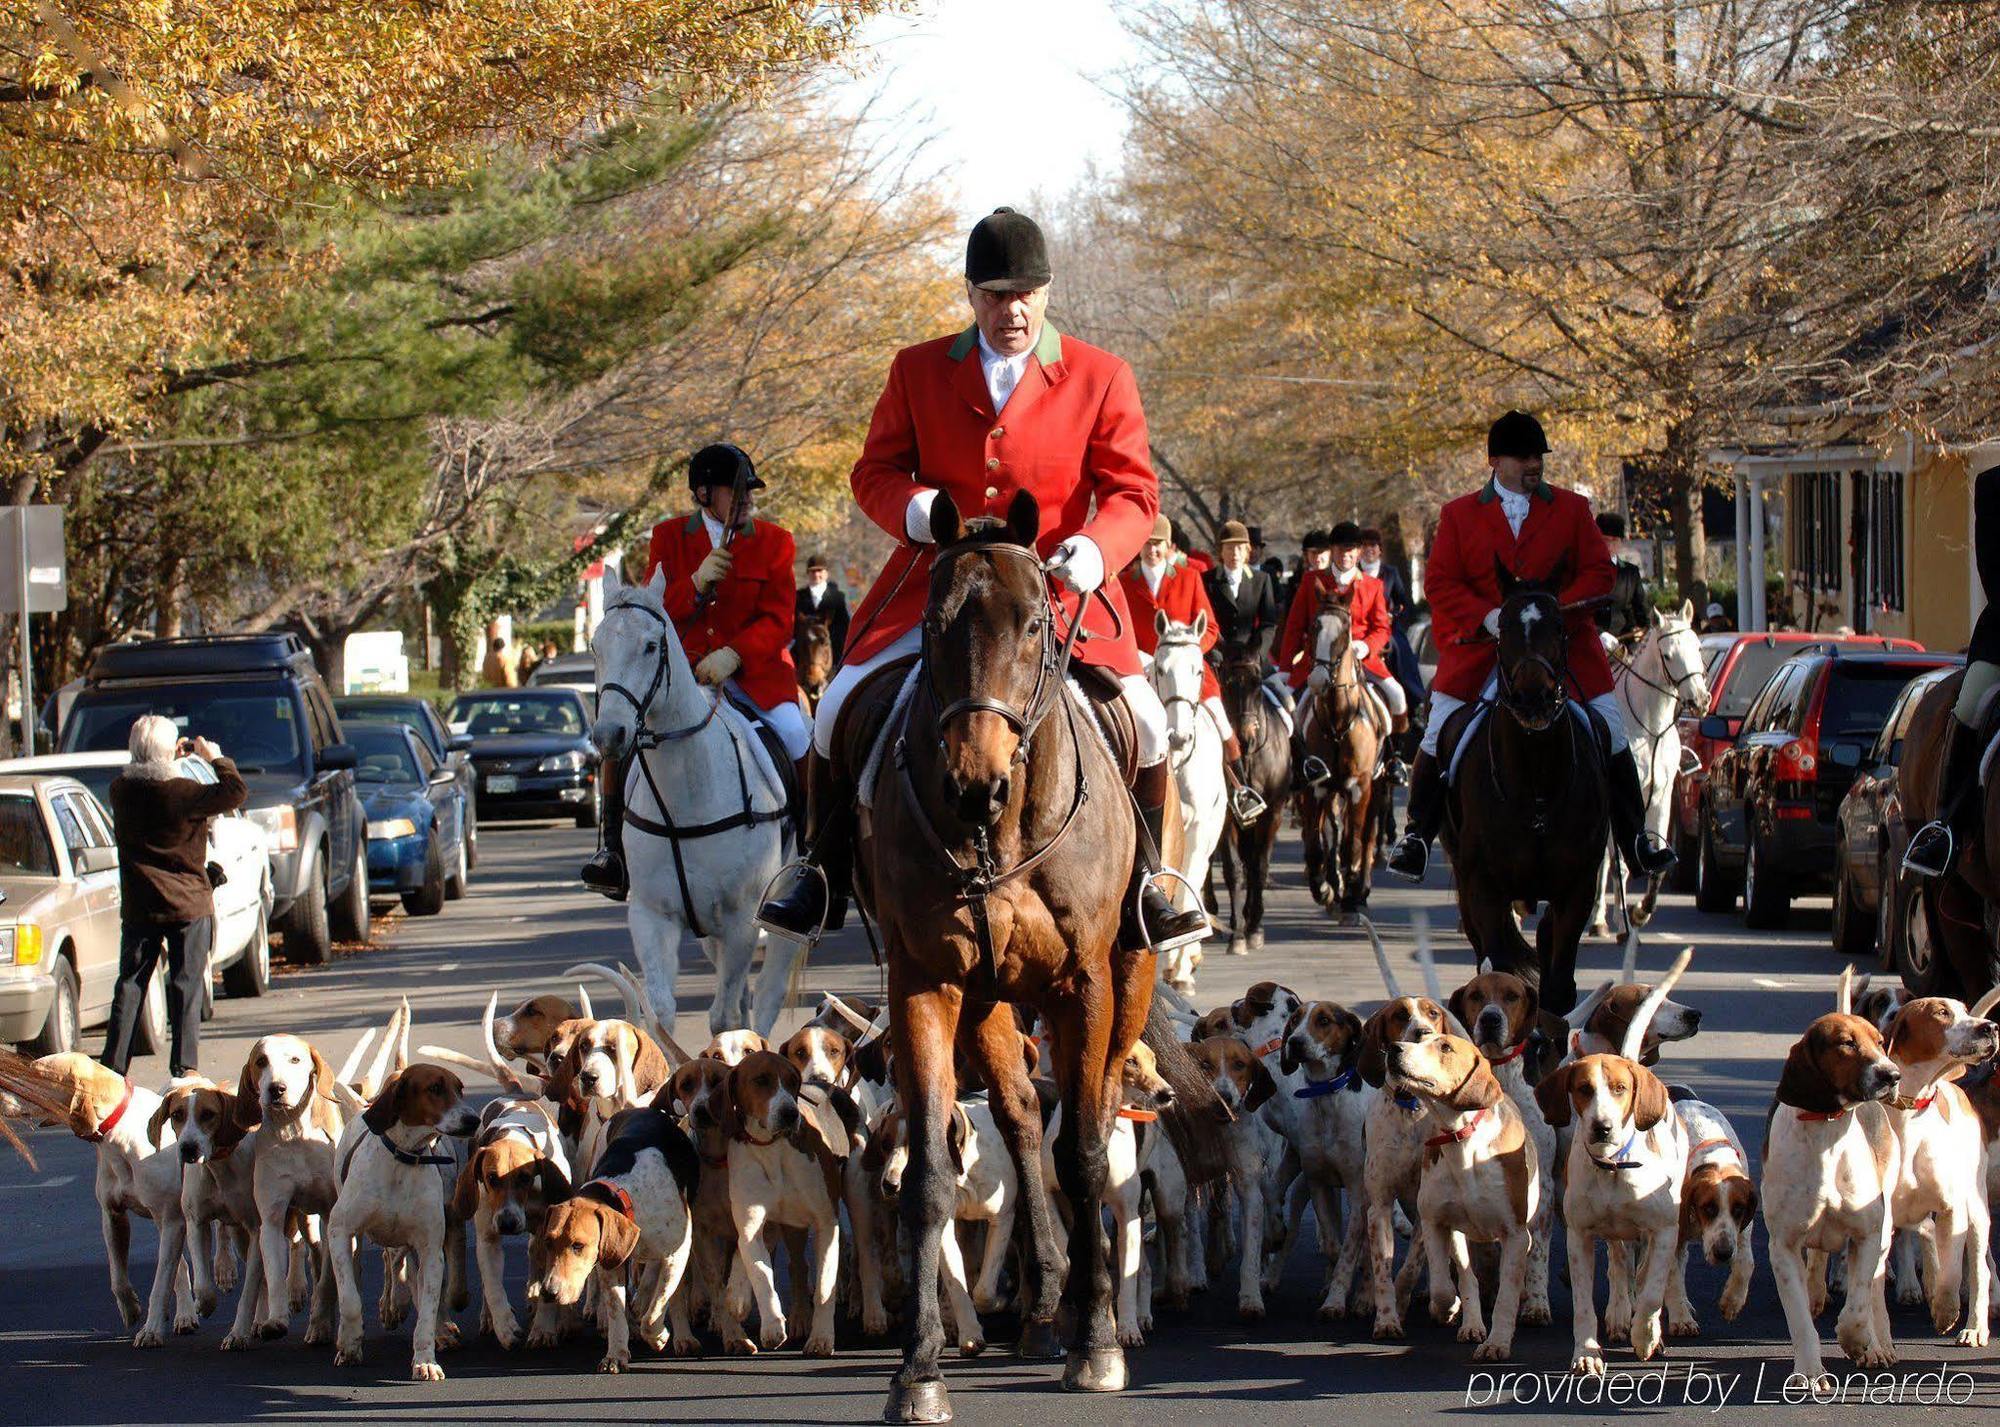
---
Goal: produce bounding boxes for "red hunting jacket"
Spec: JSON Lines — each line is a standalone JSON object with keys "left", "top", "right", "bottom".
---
{"left": 643, "top": 513, "right": 799, "bottom": 711}
{"left": 1120, "top": 557, "right": 1222, "bottom": 700}
{"left": 844, "top": 324, "right": 1156, "bottom": 676}
{"left": 1426, "top": 480, "right": 1616, "bottom": 701}
{"left": 1275, "top": 568, "right": 1392, "bottom": 690}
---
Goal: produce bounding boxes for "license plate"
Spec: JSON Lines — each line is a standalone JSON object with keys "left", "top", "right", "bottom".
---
{"left": 486, "top": 774, "right": 518, "bottom": 794}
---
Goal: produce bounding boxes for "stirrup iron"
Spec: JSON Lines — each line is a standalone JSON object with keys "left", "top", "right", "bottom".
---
{"left": 1901, "top": 822, "right": 1952, "bottom": 880}
{"left": 752, "top": 858, "right": 831, "bottom": 946}
{"left": 1138, "top": 866, "right": 1210, "bottom": 954}
{"left": 1229, "top": 784, "right": 1268, "bottom": 825}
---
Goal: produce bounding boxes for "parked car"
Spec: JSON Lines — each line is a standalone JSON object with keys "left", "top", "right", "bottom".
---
{"left": 1668, "top": 631, "right": 1924, "bottom": 886}
{"left": 334, "top": 694, "right": 479, "bottom": 869}
{"left": 1829, "top": 663, "right": 1961, "bottom": 960}
{"left": 0, "top": 772, "right": 158, "bottom": 1055}
{"left": 445, "top": 688, "right": 600, "bottom": 826}
{"left": 58, "top": 633, "right": 370, "bottom": 965}
{"left": 349, "top": 722, "right": 471, "bottom": 916}
{"left": 525, "top": 652, "right": 596, "bottom": 696}
{"left": 0, "top": 751, "right": 275, "bottom": 998}
{"left": 1695, "top": 649, "right": 1958, "bottom": 928}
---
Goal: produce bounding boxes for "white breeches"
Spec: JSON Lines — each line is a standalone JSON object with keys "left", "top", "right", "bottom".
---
{"left": 1366, "top": 668, "right": 1408, "bottom": 717}
{"left": 1200, "top": 694, "right": 1234, "bottom": 743}
{"left": 1421, "top": 676, "right": 1628, "bottom": 756}
{"left": 811, "top": 625, "right": 1167, "bottom": 767}
{"left": 732, "top": 681, "right": 811, "bottom": 761}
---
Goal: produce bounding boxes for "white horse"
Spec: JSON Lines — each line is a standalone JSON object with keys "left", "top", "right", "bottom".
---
{"left": 1591, "top": 601, "right": 1711, "bottom": 935}
{"left": 588, "top": 565, "right": 801, "bottom": 1036}
{"left": 1150, "top": 610, "right": 1226, "bottom": 995}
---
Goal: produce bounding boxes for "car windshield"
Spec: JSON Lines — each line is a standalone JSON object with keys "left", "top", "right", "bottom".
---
{"left": 1824, "top": 666, "right": 1945, "bottom": 740}
{"left": 0, "top": 793, "right": 55, "bottom": 876}
{"left": 348, "top": 726, "right": 422, "bottom": 784}
{"left": 335, "top": 701, "right": 439, "bottom": 757}
{"left": 448, "top": 694, "right": 585, "bottom": 737}
{"left": 1716, "top": 643, "right": 1823, "bottom": 718}
{"left": 62, "top": 683, "right": 306, "bottom": 775}
{"left": 60, "top": 756, "right": 211, "bottom": 808}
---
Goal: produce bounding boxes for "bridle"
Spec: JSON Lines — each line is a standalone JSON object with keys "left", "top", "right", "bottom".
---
{"left": 1614, "top": 622, "right": 1706, "bottom": 739}
{"left": 1491, "top": 592, "right": 1571, "bottom": 731}
{"left": 597, "top": 597, "right": 720, "bottom": 747}
{"left": 1222, "top": 661, "right": 1276, "bottom": 761}
{"left": 1151, "top": 631, "right": 1210, "bottom": 771}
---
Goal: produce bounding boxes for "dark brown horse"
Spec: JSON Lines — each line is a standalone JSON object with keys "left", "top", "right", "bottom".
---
{"left": 1894, "top": 671, "right": 2000, "bottom": 997}
{"left": 791, "top": 614, "right": 834, "bottom": 712}
{"left": 1442, "top": 563, "right": 1611, "bottom": 1014}
{"left": 1294, "top": 587, "right": 1387, "bottom": 917}
{"left": 1213, "top": 657, "right": 1290, "bottom": 955}
{"left": 848, "top": 490, "right": 1207, "bottom": 1421}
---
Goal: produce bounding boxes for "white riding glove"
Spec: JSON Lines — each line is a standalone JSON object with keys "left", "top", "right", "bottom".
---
{"left": 1349, "top": 639, "right": 1370, "bottom": 662}
{"left": 694, "top": 648, "right": 741, "bottom": 686}
{"left": 905, "top": 490, "right": 939, "bottom": 543}
{"left": 1599, "top": 630, "right": 1619, "bottom": 654}
{"left": 1481, "top": 608, "right": 1502, "bottom": 638}
{"left": 1045, "top": 536, "right": 1104, "bottom": 595}
{"left": 692, "top": 546, "right": 734, "bottom": 595}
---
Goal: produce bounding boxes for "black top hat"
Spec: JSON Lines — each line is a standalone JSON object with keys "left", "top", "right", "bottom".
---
{"left": 966, "top": 208, "right": 1052, "bottom": 293}
{"left": 1487, "top": 410, "right": 1550, "bottom": 458}
{"left": 1301, "top": 528, "right": 1330, "bottom": 551}
{"left": 1328, "top": 520, "right": 1365, "bottom": 548}
{"left": 688, "top": 442, "right": 766, "bottom": 494}
{"left": 1595, "top": 512, "right": 1627, "bottom": 539}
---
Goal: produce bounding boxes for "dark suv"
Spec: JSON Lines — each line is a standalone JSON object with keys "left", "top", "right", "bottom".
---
{"left": 1695, "top": 649, "right": 1955, "bottom": 929}
{"left": 59, "top": 634, "right": 371, "bottom": 964}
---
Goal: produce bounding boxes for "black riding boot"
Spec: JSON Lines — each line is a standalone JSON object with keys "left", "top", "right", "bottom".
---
{"left": 1124, "top": 761, "right": 1211, "bottom": 954}
{"left": 579, "top": 753, "right": 628, "bottom": 901}
{"left": 754, "top": 750, "right": 852, "bottom": 944}
{"left": 1385, "top": 750, "right": 1443, "bottom": 881}
{"left": 1905, "top": 715, "right": 1982, "bottom": 877}
{"left": 1610, "top": 747, "right": 1678, "bottom": 877}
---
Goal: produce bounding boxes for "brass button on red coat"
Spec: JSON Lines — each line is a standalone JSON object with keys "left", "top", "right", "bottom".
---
{"left": 984, "top": 486, "right": 998, "bottom": 499}
{"left": 985, "top": 457, "right": 1000, "bottom": 471}
{"left": 990, "top": 427, "right": 1004, "bottom": 440}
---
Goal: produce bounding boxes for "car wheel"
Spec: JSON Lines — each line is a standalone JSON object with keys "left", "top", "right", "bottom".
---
{"left": 223, "top": 900, "right": 271, "bottom": 997}
{"left": 25, "top": 955, "right": 79, "bottom": 1056}
{"left": 576, "top": 775, "right": 601, "bottom": 830}
{"left": 1830, "top": 843, "right": 1874, "bottom": 957}
{"left": 403, "top": 838, "right": 446, "bottom": 917}
{"left": 1694, "top": 816, "right": 1735, "bottom": 913}
{"left": 283, "top": 853, "right": 333, "bottom": 966}
{"left": 465, "top": 808, "right": 480, "bottom": 871}
{"left": 1898, "top": 885, "right": 1950, "bottom": 995}
{"left": 1877, "top": 852, "right": 1904, "bottom": 973}
{"left": 330, "top": 840, "right": 371, "bottom": 945}
{"left": 130, "top": 964, "right": 169, "bottom": 1057}
{"left": 444, "top": 831, "right": 469, "bottom": 901}
{"left": 1742, "top": 830, "right": 1791, "bottom": 930}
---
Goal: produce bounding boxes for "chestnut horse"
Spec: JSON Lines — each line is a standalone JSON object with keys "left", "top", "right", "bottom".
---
{"left": 791, "top": 614, "right": 834, "bottom": 712}
{"left": 1295, "top": 587, "right": 1386, "bottom": 918}
{"left": 853, "top": 490, "right": 1198, "bottom": 1421}
{"left": 1895, "top": 670, "right": 2000, "bottom": 997}
{"left": 1213, "top": 657, "right": 1291, "bottom": 954}
{"left": 1442, "top": 562, "right": 1612, "bottom": 1014}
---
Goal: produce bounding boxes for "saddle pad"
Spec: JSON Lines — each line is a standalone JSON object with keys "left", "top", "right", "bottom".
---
{"left": 1259, "top": 683, "right": 1296, "bottom": 739}
{"left": 1363, "top": 684, "right": 1392, "bottom": 739}
{"left": 1067, "top": 677, "right": 1136, "bottom": 785}
{"left": 1977, "top": 680, "right": 2000, "bottom": 787}
{"left": 859, "top": 664, "right": 924, "bottom": 812}
{"left": 720, "top": 687, "right": 796, "bottom": 813}
{"left": 1441, "top": 702, "right": 1490, "bottom": 785}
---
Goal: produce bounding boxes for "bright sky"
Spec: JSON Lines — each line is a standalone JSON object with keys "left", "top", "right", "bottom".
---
{"left": 835, "top": 0, "right": 1142, "bottom": 226}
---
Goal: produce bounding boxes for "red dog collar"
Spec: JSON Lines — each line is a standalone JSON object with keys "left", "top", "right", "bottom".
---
{"left": 1253, "top": 1037, "right": 1282, "bottom": 1058}
{"left": 1795, "top": 1107, "right": 1847, "bottom": 1122}
{"left": 89, "top": 1079, "right": 134, "bottom": 1142}
{"left": 1117, "top": 1108, "right": 1159, "bottom": 1123}
{"left": 583, "top": 1179, "right": 637, "bottom": 1221}
{"left": 1488, "top": 1038, "right": 1530, "bottom": 1067}
{"left": 1425, "top": 1106, "right": 1487, "bottom": 1148}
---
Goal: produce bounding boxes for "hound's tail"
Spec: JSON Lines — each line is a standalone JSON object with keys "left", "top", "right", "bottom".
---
{"left": 1143, "top": 997, "right": 1229, "bottom": 1186}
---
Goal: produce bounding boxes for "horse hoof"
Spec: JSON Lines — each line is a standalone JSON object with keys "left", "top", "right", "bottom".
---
{"left": 1063, "top": 1346, "right": 1127, "bottom": 1392}
{"left": 883, "top": 1379, "right": 953, "bottom": 1424}
{"left": 1246, "top": 929, "right": 1264, "bottom": 951}
{"left": 1015, "top": 1320, "right": 1063, "bottom": 1358}
{"left": 1227, "top": 939, "right": 1249, "bottom": 956}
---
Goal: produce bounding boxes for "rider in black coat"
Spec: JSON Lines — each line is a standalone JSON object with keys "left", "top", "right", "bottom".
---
{"left": 1593, "top": 513, "right": 1654, "bottom": 644}
{"left": 1907, "top": 463, "right": 2000, "bottom": 876}
{"left": 1204, "top": 521, "right": 1281, "bottom": 667}
{"left": 795, "top": 555, "right": 850, "bottom": 661}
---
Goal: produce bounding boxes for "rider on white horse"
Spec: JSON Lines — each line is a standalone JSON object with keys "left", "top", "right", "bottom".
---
{"left": 582, "top": 443, "right": 809, "bottom": 899}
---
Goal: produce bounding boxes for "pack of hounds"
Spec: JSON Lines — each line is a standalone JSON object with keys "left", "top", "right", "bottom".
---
{"left": 3, "top": 938, "right": 1998, "bottom": 1393}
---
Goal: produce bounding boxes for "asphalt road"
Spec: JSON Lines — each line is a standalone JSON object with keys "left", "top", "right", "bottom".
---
{"left": 2, "top": 816, "right": 1994, "bottom": 1424}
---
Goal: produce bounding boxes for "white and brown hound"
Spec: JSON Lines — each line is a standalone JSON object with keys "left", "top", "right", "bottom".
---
{"left": 1666, "top": 1095, "right": 1757, "bottom": 1335}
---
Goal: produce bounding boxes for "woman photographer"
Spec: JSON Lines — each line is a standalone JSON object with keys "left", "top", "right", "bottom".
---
{"left": 100, "top": 715, "right": 248, "bottom": 1077}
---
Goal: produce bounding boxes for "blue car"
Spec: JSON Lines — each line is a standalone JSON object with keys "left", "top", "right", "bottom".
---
{"left": 349, "top": 722, "right": 471, "bottom": 916}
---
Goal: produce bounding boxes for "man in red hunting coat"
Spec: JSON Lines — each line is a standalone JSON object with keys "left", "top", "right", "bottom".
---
{"left": 1384, "top": 411, "right": 1674, "bottom": 883}
{"left": 757, "top": 208, "right": 1208, "bottom": 954}
{"left": 580, "top": 442, "right": 804, "bottom": 899}
{"left": 1273, "top": 519, "right": 1410, "bottom": 788}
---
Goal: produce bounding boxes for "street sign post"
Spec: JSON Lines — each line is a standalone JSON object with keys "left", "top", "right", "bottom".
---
{"left": 0, "top": 506, "right": 67, "bottom": 753}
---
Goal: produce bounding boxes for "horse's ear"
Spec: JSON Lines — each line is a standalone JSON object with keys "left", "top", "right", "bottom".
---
{"left": 1493, "top": 558, "right": 1519, "bottom": 598}
{"left": 1680, "top": 599, "right": 1695, "bottom": 624}
{"left": 646, "top": 563, "right": 667, "bottom": 600}
{"left": 1155, "top": 608, "right": 1171, "bottom": 639}
{"left": 1005, "top": 489, "right": 1040, "bottom": 548}
{"left": 930, "top": 490, "right": 964, "bottom": 548}
{"left": 1192, "top": 608, "right": 1208, "bottom": 642}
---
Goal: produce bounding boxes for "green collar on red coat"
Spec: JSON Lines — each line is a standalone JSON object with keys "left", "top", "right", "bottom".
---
{"left": 947, "top": 322, "right": 1064, "bottom": 367}
{"left": 1477, "top": 478, "right": 1554, "bottom": 505}
{"left": 685, "top": 510, "right": 756, "bottom": 539}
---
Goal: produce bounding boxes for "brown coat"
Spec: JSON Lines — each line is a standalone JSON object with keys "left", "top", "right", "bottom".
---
{"left": 108, "top": 758, "right": 249, "bottom": 924}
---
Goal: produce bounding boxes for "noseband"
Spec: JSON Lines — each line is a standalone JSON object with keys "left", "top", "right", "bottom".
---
{"left": 1493, "top": 596, "right": 1571, "bottom": 727}
{"left": 598, "top": 598, "right": 719, "bottom": 746}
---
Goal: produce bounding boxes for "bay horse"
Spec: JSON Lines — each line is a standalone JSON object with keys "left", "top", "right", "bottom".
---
{"left": 846, "top": 490, "right": 1216, "bottom": 1421}
{"left": 1441, "top": 561, "right": 1612, "bottom": 1014}
{"left": 1213, "top": 657, "right": 1290, "bottom": 955}
{"left": 792, "top": 614, "right": 835, "bottom": 712}
{"left": 1295, "top": 587, "right": 1386, "bottom": 918}
{"left": 1895, "top": 670, "right": 2000, "bottom": 997}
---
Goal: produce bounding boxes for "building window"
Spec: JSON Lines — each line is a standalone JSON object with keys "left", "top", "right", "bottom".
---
{"left": 1791, "top": 470, "right": 1842, "bottom": 593}
{"left": 1862, "top": 470, "right": 1905, "bottom": 614}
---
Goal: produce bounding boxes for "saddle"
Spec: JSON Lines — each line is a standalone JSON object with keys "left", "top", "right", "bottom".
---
{"left": 1436, "top": 697, "right": 1613, "bottom": 786}
{"left": 720, "top": 687, "right": 803, "bottom": 836}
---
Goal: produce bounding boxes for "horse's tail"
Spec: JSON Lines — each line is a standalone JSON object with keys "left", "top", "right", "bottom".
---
{"left": 1142, "top": 997, "right": 1229, "bottom": 1186}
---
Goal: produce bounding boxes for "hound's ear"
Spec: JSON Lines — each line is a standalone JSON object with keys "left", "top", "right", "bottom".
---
{"left": 1357, "top": 1011, "right": 1390, "bottom": 1089}
{"left": 1005, "top": 488, "right": 1039, "bottom": 548}
{"left": 1335, "top": 1009, "right": 1366, "bottom": 1069}
{"left": 1776, "top": 1038, "right": 1843, "bottom": 1115}
{"left": 1020, "top": 1033, "right": 1041, "bottom": 1080}
{"left": 213, "top": 1096, "right": 249, "bottom": 1154}
{"left": 309, "top": 1047, "right": 335, "bottom": 1096}
{"left": 147, "top": 1097, "right": 175, "bottom": 1148}
{"left": 363, "top": 1072, "right": 406, "bottom": 1135}
{"left": 233, "top": 1059, "right": 264, "bottom": 1128}
{"left": 1447, "top": 987, "right": 1474, "bottom": 1035}
{"left": 1630, "top": 1063, "right": 1670, "bottom": 1131}
{"left": 1243, "top": 1053, "right": 1278, "bottom": 1113}
{"left": 594, "top": 1205, "right": 642, "bottom": 1271}
{"left": 630, "top": 1030, "right": 670, "bottom": 1096}
{"left": 1534, "top": 1064, "right": 1577, "bottom": 1127}
{"left": 718, "top": 1070, "right": 744, "bottom": 1143}
{"left": 1518, "top": 981, "right": 1540, "bottom": 1026}
{"left": 860, "top": 1107, "right": 898, "bottom": 1173}
{"left": 538, "top": 1158, "right": 574, "bottom": 1203}
{"left": 930, "top": 490, "right": 965, "bottom": 547}
{"left": 1278, "top": 1007, "right": 1307, "bottom": 1075}
{"left": 450, "top": 1154, "right": 482, "bottom": 1222}
{"left": 949, "top": 1103, "right": 973, "bottom": 1177}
